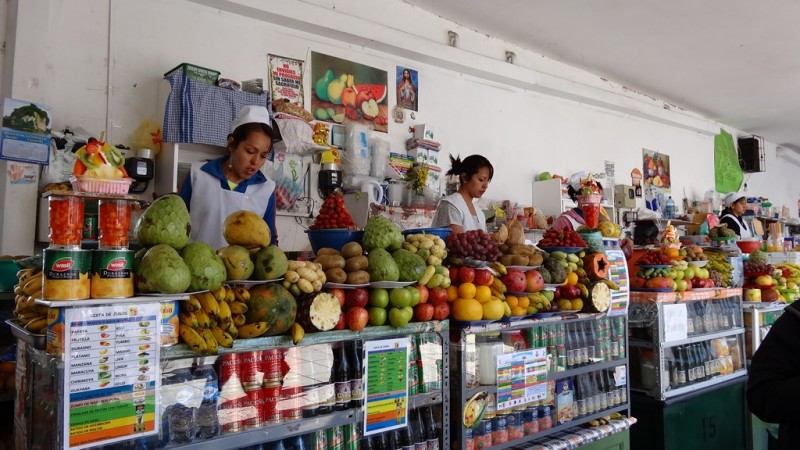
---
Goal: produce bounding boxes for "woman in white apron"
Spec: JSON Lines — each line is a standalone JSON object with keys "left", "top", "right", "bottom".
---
{"left": 719, "top": 192, "right": 754, "bottom": 238}
{"left": 432, "top": 154, "right": 494, "bottom": 233}
{"left": 178, "top": 105, "right": 278, "bottom": 250}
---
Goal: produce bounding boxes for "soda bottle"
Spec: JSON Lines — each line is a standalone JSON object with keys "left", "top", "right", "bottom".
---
{"left": 665, "top": 196, "right": 676, "bottom": 219}
{"left": 194, "top": 364, "right": 220, "bottom": 439}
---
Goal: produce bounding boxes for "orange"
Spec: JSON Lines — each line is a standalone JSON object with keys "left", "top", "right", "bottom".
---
{"left": 452, "top": 298, "right": 484, "bottom": 321}
{"left": 475, "top": 285, "right": 493, "bottom": 303}
{"left": 565, "top": 272, "right": 579, "bottom": 286}
{"left": 446, "top": 285, "right": 459, "bottom": 302}
{"left": 511, "top": 306, "right": 527, "bottom": 317}
{"left": 518, "top": 296, "right": 530, "bottom": 308}
{"left": 458, "top": 282, "right": 477, "bottom": 300}
{"left": 557, "top": 299, "right": 573, "bottom": 311}
{"left": 506, "top": 295, "right": 519, "bottom": 309}
{"left": 664, "top": 248, "right": 679, "bottom": 258}
{"left": 570, "top": 299, "right": 584, "bottom": 311}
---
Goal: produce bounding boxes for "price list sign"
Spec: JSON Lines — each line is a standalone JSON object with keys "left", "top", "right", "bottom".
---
{"left": 496, "top": 348, "right": 548, "bottom": 410}
{"left": 606, "top": 248, "right": 630, "bottom": 316}
{"left": 363, "top": 337, "right": 410, "bottom": 436}
{"left": 62, "top": 303, "right": 160, "bottom": 449}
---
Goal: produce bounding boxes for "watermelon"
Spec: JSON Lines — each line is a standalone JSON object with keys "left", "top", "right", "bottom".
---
{"left": 245, "top": 283, "right": 297, "bottom": 336}
{"left": 355, "top": 84, "right": 386, "bottom": 103}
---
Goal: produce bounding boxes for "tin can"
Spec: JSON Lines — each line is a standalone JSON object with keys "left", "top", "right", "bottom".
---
{"left": 218, "top": 353, "right": 241, "bottom": 388}
{"left": 492, "top": 414, "right": 508, "bottom": 445}
{"left": 240, "top": 351, "right": 264, "bottom": 390}
{"left": 219, "top": 395, "right": 244, "bottom": 433}
{"left": 343, "top": 422, "right": 360, "bottom": 450}
{"left": 90, "top": 249, "right": 134, "bottom": 298}
{"left": 327, "top": 425, "right": 344, "bottom": 450}
{"left": 280, "top": 386, "right": 303, "bottom": 421}
{"left": 82, "top": 214, "right": 97, "bottom": 241}
{"left": 308, "top": 429, "right": 328, "bottom": 450}
{"left": 263, "top": 382, "right": 282, "bottom": 424}
{"left": 43, "top": 248, "right": 91, "bottom": 300}
{"left": 243, "top": 387, "right": 265, "bottom": 429}
{"left": 46, "top": 307, "right": 64, "bottom": 356}
{"left": 160, "top": 301, "right": 179, "bottom": 347}
{"left": 262, "top": 348, "right": 285, "bottom": 383}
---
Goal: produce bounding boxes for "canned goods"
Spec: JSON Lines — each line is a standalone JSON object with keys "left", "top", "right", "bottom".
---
{"left": 160, "top": 301, "right": 179, "bottom": 347}
{"left": 243, "top": 387, "right": 265, "bottom": 429}
{"left": 262, "top": 348, "right": 285, "bottom": 383}
{"left": 98, "top": 199, "right": 131, "bottom": 248}
{"left": 49, "top": 196, "right": 84, "bottom": 247}
{"left": 308, "top": 429, "right": 328, "bottom": 450}
{"left": 280, "top": 386, "right": 303, "bottom": 421}
{"left": 343, "top": 423, "right": 360, "bottom": 450}
{"left": 82, "top": 214, "right": 97, "bottom": 241}
{"left": 492, "top": 414, "right": 507, "bottom": 445}
{"left": 327, "top": 425, "right": 344, "bottom": 450}
{"left": 263, "top": 382, "right": 282, "bottom": 424}
{"left": 219, "top": 396, "right": 244, "bottom": 433}
{"left": 43, "top": 248, "right": 91, "bottom": 300}
{"left": 240, "top": 351, "right": 264, "bottom": 390}
{"left": 219, "top": 353, "right": 241, "bottom": 388}
{"left": 90, "top": 249, "right": 134, "bottom": 298}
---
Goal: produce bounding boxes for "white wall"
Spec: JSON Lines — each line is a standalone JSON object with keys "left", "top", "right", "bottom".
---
{"left": 2, "top": 0, "right": 796, "bottom": 250}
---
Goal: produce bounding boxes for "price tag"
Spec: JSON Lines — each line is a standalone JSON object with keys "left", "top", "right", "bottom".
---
{"left": 614, "top": 366, "right": 627, "bottom": 387}
{"left": 662, "top": 303, "right": 688, "bottom": 342}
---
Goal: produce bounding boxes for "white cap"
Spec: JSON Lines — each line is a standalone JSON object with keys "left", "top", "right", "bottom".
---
{"left": 569, "top": 171, "right": 588, "bottom": 191}
{"left": 723, "top": 192, "right": 746, "bottom": 207}
{"left": 231, "top": 105, "right": 274, "bottom": 136}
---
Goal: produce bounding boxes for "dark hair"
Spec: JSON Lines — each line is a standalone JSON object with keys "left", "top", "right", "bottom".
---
{"left": 228, "top": 122, "right": 278, "bottom": 150}
{"left": 447, "top": 154, "right": 493, "bottom": 184}
{"left": 567, "top": 182, "right": 603, "bottom": 202}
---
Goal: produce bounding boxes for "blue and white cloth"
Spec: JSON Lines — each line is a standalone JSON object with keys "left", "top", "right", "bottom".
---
{"left": 163, "top": 70, "right": 271, "bottom": 147}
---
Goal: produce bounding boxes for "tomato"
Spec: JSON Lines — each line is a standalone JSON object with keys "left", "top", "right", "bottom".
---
{"left": 98, "top": 199, "right": 131, "bottom": 248}
{"left": 49, "top": 197, "right": 84, "bottom": 246}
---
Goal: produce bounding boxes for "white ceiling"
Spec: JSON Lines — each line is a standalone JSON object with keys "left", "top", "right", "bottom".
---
{"left": 403, "top": 0, "right": 800, "bottom": 150}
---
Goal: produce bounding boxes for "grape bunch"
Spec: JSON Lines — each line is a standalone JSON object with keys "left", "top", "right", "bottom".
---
{"left": 537, "top": 229, "right": 587, "bottom": 248}
{"left": 744, "top": 262, "right": 774, "bottom": 275}
{"left": 708, "top": 270, "right": 724, "bottom": 287}
{"left": 446, "top": 230, "right": 500, "bottom": 262}
{"left": 310, "top": 193, "right": 358, "bottom": 230}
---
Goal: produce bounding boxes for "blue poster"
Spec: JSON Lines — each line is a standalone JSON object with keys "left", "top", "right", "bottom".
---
{"left": 0, "top": 98, "right": 51, "bottom": 165}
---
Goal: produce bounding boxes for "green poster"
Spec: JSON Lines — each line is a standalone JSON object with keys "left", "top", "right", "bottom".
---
{"left": 714, "top": 129, "right": 743, "bottom": 193}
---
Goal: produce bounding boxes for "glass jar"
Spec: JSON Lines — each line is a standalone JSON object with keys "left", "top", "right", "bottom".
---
{"left": 49, "top": 196, "right": 84, "bottom": 247}
{"left": 477, "top": 333, "right": 507, "bottom": 386}
{"left": 538, "top": 406, "right": 552, "bottom": 430}
{"left": 98, "top": 199, "right": 132, "bottom": 248}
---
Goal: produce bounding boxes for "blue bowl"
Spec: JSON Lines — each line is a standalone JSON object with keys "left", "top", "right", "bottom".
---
{"left": 401, "top": 227, "right": 452, "bottom": 240}
{"left": 305, "top": 229, "right": 364, "bottom": 254}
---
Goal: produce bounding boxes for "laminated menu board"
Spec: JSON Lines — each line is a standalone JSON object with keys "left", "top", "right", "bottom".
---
{"left": 605, "top": 248, "right": 630, "bottom": 316}
{"left": 496, "top": 348, "right": 548, "bottom": 411}
{"left": 62, "top": 303, "right": 160, "bottom": 449}
{"left": 364, "top": 337, "right": 409, "bottom": 436}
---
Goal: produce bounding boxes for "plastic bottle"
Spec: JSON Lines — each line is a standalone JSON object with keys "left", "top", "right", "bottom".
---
{"left": 162, "top": 363, "right": 197, "bottom": 444}
{"left": 665, "top": 196, "right": 676, "bottom": 219}
{"left": 194, "top": 364, "right": 220, "bottom": 439}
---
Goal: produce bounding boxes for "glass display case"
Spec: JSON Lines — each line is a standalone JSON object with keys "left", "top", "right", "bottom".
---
{"left": 628, "top": 289, "right": 746, "bottom": 400}
{"left": 743, "top": 302, "right": 786, "bottom": 362}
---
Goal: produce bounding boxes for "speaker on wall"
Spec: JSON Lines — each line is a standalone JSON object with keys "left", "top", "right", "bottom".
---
{"left": 738, "top": 136, "right": 765, "bottom": 173}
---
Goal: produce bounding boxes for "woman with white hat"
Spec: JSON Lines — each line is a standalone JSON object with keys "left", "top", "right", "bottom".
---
{"left": 719, "top": 192, "right": 754, "bottom": 238}
{"left": 178, "top": 105, "right": 279, "bottom": 249}
{"left": 552, "top": 172, "right": 598, "bottom": 231}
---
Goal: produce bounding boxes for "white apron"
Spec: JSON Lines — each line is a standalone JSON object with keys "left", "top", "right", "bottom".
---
{"left": 435, "top": 192, "right": 486, "bottom": 232}
{"left": 721, "top": 213, "right": 754, "bottom": 238}
{"left": 188, "top": 165, "right": 275, "bottom": 250}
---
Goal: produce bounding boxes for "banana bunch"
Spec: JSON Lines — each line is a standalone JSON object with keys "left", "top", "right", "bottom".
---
{"left": 14, "top": 268, "right": 48, "bottom": 333}
{"left": 705, "top": 250, "right": 734, "bottom": 287}
{"left": 402, "top": 234, "right": 447, "bottom": 266}
{"left": 491, "top": 277, "right": 507, "bottom": 301}
{"left": 491, "top": 261, "right": 508, "bottom": 276}
{"left": 526, "top": 291, "right": 552, "bottom": 314}
{"left": 588, "top": 412, "right": 624, "bottom": 427}
{"left": 775, "top": 263, "right": 800, "bottom": 285}
{"left": 283, "top": 261, "right": 326, "bottom": 296}
{"left": 179, "top": 286, "right": 242, "bottom": 354}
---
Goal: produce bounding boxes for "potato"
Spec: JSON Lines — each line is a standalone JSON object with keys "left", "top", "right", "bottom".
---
{"left": 314, "top": 255, "right": 346, "bottom": 271}
{"left": 346, "top": 270, "right": 370, "bottom": 285}
{"left": 344, "top": 255, "right": 369, "bottom": 272}
{"left": 315, "top": 248, "right": 341, "bottom": 257}
{"left": 341, "top": 242, "right": 364, "bottom": 259}
{"left": 325, "top": 268, "right": 347, "bottom": 284}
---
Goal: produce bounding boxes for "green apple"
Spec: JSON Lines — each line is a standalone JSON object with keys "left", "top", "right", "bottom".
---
{"left": 407, "top": 286, "right": 421, "bottom": 307}
{"left": 676, "top": 279, "right": 688, "bottom": 292}
{"left": 368, "top": 307, "right": 387, "bottom": 326}
{"left": 388, "top": 306, "right": 413, "bottom": 328}
{"left": 683, "top": 268, "right": 695, "bottom": 280}
{"left": 674, "top": 270, "right": 684, "bottom": 281}
{"left": 369, "top": 288, "right": 390, "bottom": 308}
{"left": 389, "top": 288, "right": 412, "bottom": 308}
{"left": 542, "top": 290, "right": 554, "bottom": 302}
{"left": 671, "top": 280, "right": 678, "bottom": 291}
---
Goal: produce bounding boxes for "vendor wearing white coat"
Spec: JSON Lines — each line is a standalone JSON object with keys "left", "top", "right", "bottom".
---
{"left": 432, "top": 154, "right": 493, "bottom": 233}
{"left": 719, "top": 192, "right": 754, "bottom": 238}
{"left": 179, "top": 105, "right": 278, "bottom": 249}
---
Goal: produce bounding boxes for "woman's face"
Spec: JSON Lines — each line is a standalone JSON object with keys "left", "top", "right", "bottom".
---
{"left": 227, "top": 130, "right": 272, "bottom": 181}
{"left": 731, "top": 197, "right": 747, "bottom": 215}
{"left": 462, "top": 167, "right": 492, "bottom": 199}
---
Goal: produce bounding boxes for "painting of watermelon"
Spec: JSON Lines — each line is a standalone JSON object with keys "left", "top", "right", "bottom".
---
{"left": 311, "top": 51, "right": 389, "bottom": 133}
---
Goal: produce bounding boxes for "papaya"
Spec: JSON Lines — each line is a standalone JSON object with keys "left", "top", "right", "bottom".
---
{"left": 244, "top": 283, "right": 297, "bottom": 336}
{"left": 584, "top": 253, "right": 610, "bottom": 280}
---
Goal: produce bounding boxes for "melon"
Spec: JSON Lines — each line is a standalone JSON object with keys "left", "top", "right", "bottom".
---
{"left": 245, "top": 283, "right": 297, "bottom": 336}
{"left": 355, "top": 84, "right": 387, "bottom": 103}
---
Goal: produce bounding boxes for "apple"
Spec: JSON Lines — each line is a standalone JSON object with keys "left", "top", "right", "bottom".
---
{"left": 389, "top": 306, "right": 413, "bottom": 328}
{"left": 342, "top": 87, "right": 357, "bottom": 108}
{"left": 346, "top": 307, "right": 369, "bottom": 331}
{"left": 683, "top": 268, "right": 695, "bottom": 280}
{"left": 449, "top": 267, "right": 460, "bottom": 282}
{"left": 674, "top": 270, "right": 684, "bottom": 281}
{"left": 553, "top": 287, "right": 562, "bottom": 300}
{"left": 369, "top": 288, "right": 389, "bottom": 308}
{"left": 345, "top": 105, "right": 359, "bottom": 121}
{"left": 698, "top": 268, "right": 710, "bottom": 280}
{"left": 675, "top": 279, "right": 688, "bottom": 292}
{"left": 360, "top": 99, "right": 380, "bottom": 121}
{"left": 345, "top": 288, "right": 369, "bottom": 309}
{"left": 691, "top": 278, "right": 703, "bottom": 289}
{"left": 407, "top": 286, "right": 421, "bottom": 307}
{"left": 413, "top": 303, "right": 435, "bottom": 322}
{"left": 328, "top": 288, "right": 345, "bottom": 307}
{"left": 631, "top": 277, "right": 647, "bottom": 289}
{"left": 334, "top": 313, "right": 346, "bottom": 330}
{"left": 563, "top": 285, "right": 581, "bottom": 299}
{"left": 525, "top": 270, "right": 545, "bottom": 293}
{"left": 459, "top": 267, "right": 476, "bottom": 284}
{"left": 389, "top": 288, "right": 412, "bottom": 308}
{"left": 416, "top": 285, "right": 429, "bottom": 304}
{"left": 368, "top": 307, "right": 387, "bottom": 326}
{"left": 429, "top": 288, "right": 448, "bottom": 305}
{"left": 433, "top": 303, "right": 450, "bottom": 320}
{"left": 501, "top": 270, "right": 526, "bottom": 292}
{"left": 474, "top": 269, "right": 494, "bottom": 286}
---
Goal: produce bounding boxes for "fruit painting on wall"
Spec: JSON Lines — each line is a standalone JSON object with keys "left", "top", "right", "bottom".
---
{"left": 311, "top": 52, "right": 389, "bottom": 132}
{"left": 642, "top": 148, "right": 671, "bottom": 192}
{"left": 396, "top": 66, "right": 418, "bottom": 111}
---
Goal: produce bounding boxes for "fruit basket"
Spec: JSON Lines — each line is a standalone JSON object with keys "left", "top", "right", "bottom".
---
{"left": 304, "top": 228, "right": 363, "bottom": 254}
{"left": 71, "top": 176, "right": 133, "bottom": 194}
{"left": 401, "top": 227, "right": 452, "bottom": 240}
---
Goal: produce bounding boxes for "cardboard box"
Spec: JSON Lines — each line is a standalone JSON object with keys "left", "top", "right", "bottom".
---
{"left": 413, "top": 124, "right": 435, "bottom": 140}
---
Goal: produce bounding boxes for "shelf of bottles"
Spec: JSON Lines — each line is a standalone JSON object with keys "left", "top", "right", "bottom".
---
{"left": 43, "top": 321, "right": 449, "bottom": 450}
{"left": 450, "top": 315, "right": 630, "bottom": 450}
{"left": 743, "top": 302, "right": 786, "bottom": 363}
{"left": 628, "top": 289, "right": 747, "bottom": 400}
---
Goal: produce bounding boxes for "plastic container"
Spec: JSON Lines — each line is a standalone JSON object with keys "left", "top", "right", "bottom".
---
{"left": 401, "top": 227, "right": 452, "bottom": 240}
{"left": 477, "top": 333, "right": 507, "bottom": 385}
{"left": 577, "top": 194, "right": 602, "bottom": 229}
{"left": 98, "top": 199, "right": 132, "bottom": 248}
{"left": 304, "top": 229, "right": 364, "bottom": 254}
{"left": 164, "top": 62, "right": 221, "bottom": 85}
{"left": 49, "top": 196, "right": 84, "bottom": 247}
{"left": 71, "top": 176, "right": 133, "bottom": 194}
{"left": 736, "top": 240, "right": 762, "bottom": 253}
{"left": 0, "top": 260, "right": 18, "bottom": 292}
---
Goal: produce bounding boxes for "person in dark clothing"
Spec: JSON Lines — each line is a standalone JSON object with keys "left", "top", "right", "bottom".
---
{"left": 747, "top": 302, "right": 800, "bottom": 450}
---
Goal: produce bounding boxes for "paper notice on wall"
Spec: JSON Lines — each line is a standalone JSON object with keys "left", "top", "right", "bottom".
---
{"left": 662, "top": 303, "right": 688, "bottom": 342}
{"left": 0, "top": 98, "right": 52, "bottom": 165}
{"left": 268, "top": 54, "right": 304, "bottom": 106}
{"left": 7, "top": 162, "right": 38, "bottom": 184}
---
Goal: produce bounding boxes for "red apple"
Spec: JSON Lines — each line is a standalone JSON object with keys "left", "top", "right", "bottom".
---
{"left": 429, "top": 288, "right": 448, "bottom": 305}
{"left": 631, "top": 277, "right": 647, "bottom": 289}
{"left": 334, "top": 313, "right": 346, "bottom": 330}
{"left": 459, "top": 267, "right": 476, "bottom": 284}
{"left": 524, "top": 270, "right": 545, "bottom": 293}
{"left": 345, "top": 288, "right": 369, "bottom": 309}
{"left": 416, "top": 285, "right": 429, "bottom": 304}
{"left": 328, "top": 289, "right": 345, "bottom": 307}
{"left": 346, "top": 307, "right": 369, "bottom": 331}
{"left": 413, "top": 303, "right": 435, "bottom": 322}
{"left": 691, "top": 278, "right": 703, "bottom": 289}
{"left": 704, "top": 279, "right": 715, "bottom": 288}
{"left": 433, "top": 303, "right": 450, "bottom": 320}
{"left": 449, "top": 267, "right": 460, "bottom": 281}
{"left": 501, "top": 270, "right": 526, "bottom": 292}
{"left": 474, "top": 269, "right": 494, "bottom": 286}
